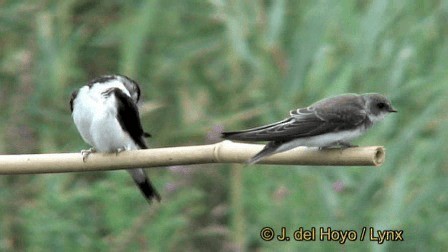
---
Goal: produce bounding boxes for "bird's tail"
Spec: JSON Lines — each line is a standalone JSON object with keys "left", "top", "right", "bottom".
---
{"left": 248, "top": 141, "right": 283, "bottom": 164}
{"left": 128, "top": 168, "right": 161, "bottom": 204}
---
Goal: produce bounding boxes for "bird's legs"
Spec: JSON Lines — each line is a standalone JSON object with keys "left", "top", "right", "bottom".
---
{"left": 337, "top": 141, "right": 358, "bottom": 148}
{"left": 81, "top": 147, "right": 96, "bottom": 162}
{"left": 81, "top": 147, "right": 126, "bottom": 162}
{"left": 318, "top": 142, "right": 358, "bottom": 151}
{"left": 115, "top": 147, "right": 126, "bottom": 156}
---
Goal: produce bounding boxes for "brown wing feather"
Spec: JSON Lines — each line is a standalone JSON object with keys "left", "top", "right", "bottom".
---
{"left": 223, "top": 94, "right": 368, "bottom": 142}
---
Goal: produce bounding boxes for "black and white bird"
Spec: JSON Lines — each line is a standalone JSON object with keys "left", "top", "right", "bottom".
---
{"left": 222, "top": 93, "right": 397, "bottom": 164}
{"left": 70, "top": 74, "right": 161, "bottom": 203}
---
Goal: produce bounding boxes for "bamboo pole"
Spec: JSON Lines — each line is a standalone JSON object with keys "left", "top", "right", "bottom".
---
{"left": 0, "top": 141, "right": 385, "bottom": 175}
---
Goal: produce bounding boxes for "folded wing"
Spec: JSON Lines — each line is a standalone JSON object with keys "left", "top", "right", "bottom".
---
{"left": 112, "top": 88, "right": 148, "bottom": 149}
{"left": 222, "top": 103, "right": 367, "bottom": 142}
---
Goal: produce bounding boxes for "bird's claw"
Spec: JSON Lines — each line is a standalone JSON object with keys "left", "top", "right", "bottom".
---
{"left": 318, "top": 142, "right": 357, "bottom": 151}
{"left": 81, "top": 148, "right": 96, "bottom": 162}
{"left": 115, "top": 147, "right": 125, "bottom": 156}
{"left": 338, "top": 142, "right": 358, "bottom": 148}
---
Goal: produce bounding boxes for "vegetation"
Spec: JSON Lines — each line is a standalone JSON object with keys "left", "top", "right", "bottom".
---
{"left": 0, "top": 0, "right": 447, "bottom": 251}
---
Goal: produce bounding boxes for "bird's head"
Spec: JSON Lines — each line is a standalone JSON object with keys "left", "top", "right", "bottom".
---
{"left": 364, "top": 93, "right": 397, "bottom": 123}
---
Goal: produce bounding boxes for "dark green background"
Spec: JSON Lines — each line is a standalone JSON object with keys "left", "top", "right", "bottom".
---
{"left": 1, "top": 0, "right": 447, "bottom": 251}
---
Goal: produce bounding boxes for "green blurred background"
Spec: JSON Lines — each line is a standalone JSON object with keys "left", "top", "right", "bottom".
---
{"left": 1, "top": 0, "right": 447, "bottom": 251}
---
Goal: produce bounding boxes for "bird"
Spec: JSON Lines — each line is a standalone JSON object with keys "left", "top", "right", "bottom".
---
{"left": 70, "top": 74, "right": 161, "bottom": 203}
{"left": 222, "top": 93, "right": 397, "bottom": 164}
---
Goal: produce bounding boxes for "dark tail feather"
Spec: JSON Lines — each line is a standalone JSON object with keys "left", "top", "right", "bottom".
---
{"left": 136, "top": 178, "right": 161, "bottom": 204}
{"left": 221, "top": 131, "right": 240, "bottom": 140}
{"left": 128, "top": 169, "right": 161, "bottom": 204}
{"left": 248, "top": 141, "right": 283, "bottom": 164}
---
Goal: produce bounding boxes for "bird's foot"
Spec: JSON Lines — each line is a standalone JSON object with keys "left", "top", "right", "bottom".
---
{"left": 318, "top": 142, "right": 357, "bottom": 151}
{"left": 115, "top": 147, "right": 126, "bottom": 156}
{"left": 101, "top": 88, "right": 114, "bottom": 98}
{"left": 318, "top": 146, "right": 340, "bottom": 150}
{"left": 338, "top": 142, "right": 358, "bottom": 148}
{"left": 81, "top": 148, "right": 96, "bottom": 162}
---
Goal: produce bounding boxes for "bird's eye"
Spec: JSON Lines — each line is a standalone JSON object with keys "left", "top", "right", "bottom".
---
{"left": 377, "top": 103, "right": 386, "bottom": 109}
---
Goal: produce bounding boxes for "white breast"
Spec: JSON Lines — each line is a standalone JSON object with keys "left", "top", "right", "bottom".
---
{"left": 89, "top": 94, "right": 138, "bottom": 152}
{"left": 72, "top": 83, "right": 137, "bottom": 153}
{"left": 72, "top": 86, "right": 96, "bottom": 146}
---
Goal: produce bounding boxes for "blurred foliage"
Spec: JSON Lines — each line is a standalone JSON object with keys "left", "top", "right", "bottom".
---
{"left": 0, "top": 0, "right": 447, "bottom": 251}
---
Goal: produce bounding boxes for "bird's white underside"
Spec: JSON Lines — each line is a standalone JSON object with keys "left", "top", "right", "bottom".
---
{"left": 276, "top": 127, "right": 365, "bottom": 153}
{"left": 72, "top": 82, "right": 137, "bottom": 153}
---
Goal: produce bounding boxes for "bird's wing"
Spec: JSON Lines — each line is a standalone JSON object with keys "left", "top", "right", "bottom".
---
{"left": 112, "top": 88, "right": 148, "bottom": 149}
{"left": 223, "top": 103, "right": 367, "bottom": 142}
{"left": 222, "top": 117, "right": 297, "bottom": 141}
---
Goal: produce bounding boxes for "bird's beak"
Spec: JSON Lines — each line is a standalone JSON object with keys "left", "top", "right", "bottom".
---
{"left": 389, "top": 107, "right": 398, "bottom": 113}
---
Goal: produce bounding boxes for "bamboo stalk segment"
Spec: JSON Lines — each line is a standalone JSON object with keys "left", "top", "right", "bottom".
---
{"left": 0, "top": 140, "right": 384, "bottom": 174}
